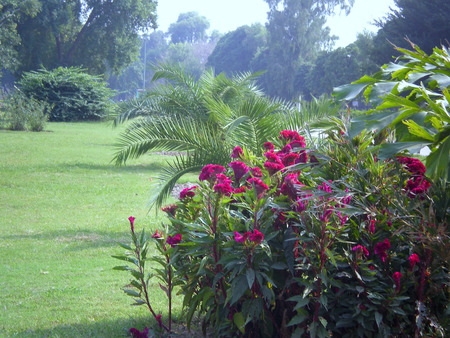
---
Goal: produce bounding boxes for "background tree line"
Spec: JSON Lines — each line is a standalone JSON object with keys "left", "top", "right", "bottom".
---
{"left": 1, "top": 0, "right": 449, "bottom": 101}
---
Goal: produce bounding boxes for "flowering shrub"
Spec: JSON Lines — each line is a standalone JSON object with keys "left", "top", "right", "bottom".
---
{"left": 114, "top": 128, "right": 448, "bottom": 337}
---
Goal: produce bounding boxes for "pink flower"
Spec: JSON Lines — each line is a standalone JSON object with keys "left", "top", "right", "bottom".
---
{"left": 214, "top": 182, "right": 233, "bottom": 195}
{"left": 199, "top": 164, "right": 226, "bottom": 182}
{"left": 166, "top": 233, "right": 182, "bottom": 247}
{"left": 318, "top": 181, "right": 333, "bottom": 193}
{"left": 264, "top": 162, "right": 284, "bottom": 175}
{"left": 249, "top": 229, "right": 264, "bottom": 244}
{"left": 234, "top": 231, "right": 250, "bottom": 243}
{"left": 151, "top": 229, "right": 163, "bottom": 239}
{"left": 129, "top": 327, "right": 149, "bottom": 338}
{"left": 155, "top": 314, "right": 163, "bottom": 328}
{"left": 128, "top": 216, "right": 136, "bottom": 233}
{"left": 289, "top": 140, "right": 306, "bottom": 149}
{"left": 392, "top": 271, "right": 402, "bottom": 290}
{"left": 374, "top": 238, "right": 391, "bottom": 262}
{"left": 280, "top": 144, "right": 292, "bottom": 154}
{"left": 279, "top": 130, "right": 302, "bottom": 141}
{"left": 233, "top": 186, "right": 248, "bottom": 194}
{"left": 161, "top": 204, "right": 178, "bottom": 217}
{"left": 352, "top": 245, "right": 369, "bottom": 257}
{"left": 409, "top": 253, "right": 420, "bottom": 270}
{"left": 229, "top": 161, "right": 249, "bottom": 182}
{"left": 231, "top": 146, "right": 244, "bottom": 159}
{"left": 406, "top": 177, "right": 430, "bottom": 198}
{"left": 298, "top": 150, "right": 308, "bottom": 163}
{"left": 264, "top": 142, "right": 274, "bottom": 151}
{"left": 179, "top": 186, "right": 197, "bottom": 199}
{"left": 248, "top": 177, "right": 269, "bottom": 196}
{"left": 250, "top": 167, "right": 263, "bottom": 177}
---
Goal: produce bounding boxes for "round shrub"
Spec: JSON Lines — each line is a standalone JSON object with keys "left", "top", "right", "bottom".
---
{"left": 18, "top": 67, "right": 115, "bottom": 122}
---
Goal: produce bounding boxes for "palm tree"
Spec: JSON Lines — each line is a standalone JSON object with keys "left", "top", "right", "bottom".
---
{"left": 113, "top": 63, "right": 342, "bottom": 209}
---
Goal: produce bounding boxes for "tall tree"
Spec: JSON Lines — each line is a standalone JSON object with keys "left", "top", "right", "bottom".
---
{"left": 15, "top": 0, "right": 157, "bottom": 75}
{"left": 0, "top": 0, "right": 40, "bottom": 72}
{"left": 371, "top": 0, "right": 450, "bottom": 66}
{"left": 167, "top": 11, "right": 210, "bottom": 44}
{"left": 206, "top": 24, "right": 267, "bottom": 76}
{"left": 258, "top": 0, "right": 354, "bottom": 99}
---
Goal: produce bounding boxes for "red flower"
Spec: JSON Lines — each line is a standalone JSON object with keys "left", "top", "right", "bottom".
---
{"left": 128, "top": 216, "right": 136, "bottom": 233}
{"left": 155, "top": 314, "right": 163, "bottom": 328}
{"left": 298, "top": 150, "right": 308, "bottom": 163}
{"left": 289, "top": 139, "right": 306, "bottom": 149}
{"left": 161, "top": 204, "right": 178, "bottom": 217}
{"left": 281, "top": 152, "right": 299, "bottom": 166}
{"left": 129, "top": 327, "right": 149, "bottom": 338}
{"left": 374, "top": 238, "right": 390, "bottom": 262}
{"left": 352, "top": 245, "right": 369, "bottom": 257}
{"left": 166, "top": 233, "right": 182, "bottom": 247}
{"left": 406, "top": 177, "right": 430, "bottom": 198}
{"left": 249, "top": 229, "right": 264, "bottom": 244}
{"left": 231, "top": 146, "right": 244, "bottom": 159}
{"left": 214, "top": 173, "right": 233, "bottom": 195}
{"left": 233, "top": 186, "right": 248, "bottom": 194}
{"left": 279, "top": 130, "right": 302, "bottom": 141}
{"left": 280, "top": 173, "right": 303, "bottom": 200}
{"left": 392, "top": 271, "right": 402, "bottom": 290}
{"left": 151, "top": 229, "right": 163, "bottom": 239}
{"left": 318, "top": 180, "right": 333, "bottom": 193}
{"left": 229, "top": 161, "right": 249, "bottom": 182}
{"left": 409, "top": 253, "right": 420, "bottom": 270}
{"left": 369, "top": 220, "right": 376, "bottom": 234}
{"left": 280, "top": 144, "right": 292, "bottom": 154}
{"left": 199, "top": 164, "right": 226, "bottom": 182}
{"left": 248, "top": 177, "right": 269, "bottom": 196}
{"left": 397, "top": 156, "right": 426, "bottom": 176}
{"left": 264, "top": 142, "right": 275, "bottom": 151}
{"left": 264, "top": 161, "right": 284, "bottom": 175}
{"left": 179, "top": 186, "right": 197, "bottom": 199}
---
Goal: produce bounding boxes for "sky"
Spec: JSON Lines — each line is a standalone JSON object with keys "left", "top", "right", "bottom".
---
{"left": 156, "top": 0, "right": 396, "bottom": 48}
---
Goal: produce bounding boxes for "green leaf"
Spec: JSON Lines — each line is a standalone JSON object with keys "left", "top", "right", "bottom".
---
{"left": 116, "top": 242, "right": 133, "bottom": 251}
{"left": 233, "top": 312, "right": 246, "bottom": 334}
{"left": 287, "top": 311, "right": 308, "bottom": 327}
{"left": 402, "top": 120, "right": 435, "bottom": 141}
{"left": 122, "top": 289, "right": 140, "bottom": 297}
{"left": 131, "top": 299, "right": 146, "bottom": 306}
{"left": 375, "top": 312, "right": 382, "bottom": 328}
{"left": 426, "top": 136, "right": 450, "bottom": 181}
{"left": 246, "top": 268, "right": 255, "bottom": 289}
{"left": 287, "top": 295, "right": 310, "bottom": 310}
{"left": 333, "top": 82, "right": 369, "bottom": 102}
{"left": 378, "top": 141, "right": 431, "bottom": 160}
{"left": 230, "top": 275, "right": 248, "bottom": 305}
{"left": 325, "top": 248, "right": 337, "bottom": 268}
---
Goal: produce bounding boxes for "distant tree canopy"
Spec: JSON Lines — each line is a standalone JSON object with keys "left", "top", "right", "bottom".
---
{"left": 14, "top": 0, "right": 157, "bottom": 76}
{"left": 206, "top": 24, "right": 266, "bottom": 76}
{"left": 0, "top": 0, "right": 40, "bottom": 72}
{"left": 255, "top": 0, "right": 355, "bottom": 99}
{"left": 167, "top": 11, "right": 210, "bottom": 44}
{"left": 372, "top": 0, "right": 450, "bottom": 65}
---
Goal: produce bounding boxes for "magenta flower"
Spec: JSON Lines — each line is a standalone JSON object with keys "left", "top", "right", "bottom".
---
{"left": 234, "top": 231, "right": 250, "bottom": 243}
{"left": 374, "top": 238, "right": 391, "bottom": 262}
{"left": 409, "top": 253, "right": 420, "bottom": 270}
{"left": 250, "top": 167, "right": 263, "bottom": 177}
{"left": 369, "top": 220, "right": 376, "bottom": 234}
{"left": 264, "top": 142, "right": 275, "bottom": 151}
{"left": 229, "top": 161, "right": 249, "bottom": 183}
{"left": 318, "top": 180, "right": 333, "bottom": 193}
{"left": 397, "top": 156, "right": 426, "bottom": 176}
{"left": 129, "top": 327, "right": 149, "bottom": 338}
{"left": 233, "top": 186, "right": 248, "bottom": 194}
{"left": 289, "top": 139, "right": 306, "bottom": 149}
{"left": 231, "top": 146, "right": 244, "bottom": 159}
{"left": 279, "top": 130, "right": 302, "bottom": 141}
{"left": 128, "top": 216, "right": 136, "bottom": 233}
{"left": 392, "top": 271, "right": 403, "bottom": 290}
{"left": 214, "top": 182, "right": 233, "bottom": 195}
{"left": 281, "top": 152, "right": 300, "bottom": 166}
{"left": 264, "top": 161, "right": 284, "bottom": 175}
{"left": 406, "top": 177, "right": 430, "bottom": 198}
{"left": 298, "top": 150, "right": 308, "bottom": 163}
{"left": 161, "top": 204, "right": 178, "bottom": 217}
{"left": 248, "top": 177, "right": 269, "bottom": 196}
{"left": 199, "top": 164, "right": 226, "bottom": 182}
{"left": 352, "top": 245, "right": 369, "bottom": 257}
{"left": 280, "top": 144, "right": 292, "bottom": 154}
{"left": 166, "top": 233, "right": 182, "bottom": 247}
{"left": 280, "top": 173, "right": 303, "bottom": 200}
{"left": 249, "top": 229, "right": 264, "bottom": 244}
{"left": 179, "top": 186, "right": 197, "bottom": 199}
{"left": 151, "top": 229, "right": 163, "bottom": 239}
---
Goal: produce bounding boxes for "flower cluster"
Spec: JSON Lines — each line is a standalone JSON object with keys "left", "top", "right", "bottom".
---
{"left": 397, "top": 156, "right": 430, "bottom": 198}
{"left": 179, "top": 186, "right": 197, "bottom": 200}
{"left": 234, "top": 229, "right": 264, "bottom": 245}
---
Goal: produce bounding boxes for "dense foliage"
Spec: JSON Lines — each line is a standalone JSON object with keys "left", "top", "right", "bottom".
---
{"left": 115, "top": 126, "right": 448, "bottom": 337}
{"left": 19, "top": 67, "right": 115, "bottom": 122}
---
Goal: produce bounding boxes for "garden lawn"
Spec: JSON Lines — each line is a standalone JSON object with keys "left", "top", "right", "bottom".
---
{"left": 0, "top": 122, "right": 188, "bottom": 337}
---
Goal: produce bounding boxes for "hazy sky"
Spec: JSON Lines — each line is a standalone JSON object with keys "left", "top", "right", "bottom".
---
{"left": 156, "top": 0, "right": 396, "bottom": 48}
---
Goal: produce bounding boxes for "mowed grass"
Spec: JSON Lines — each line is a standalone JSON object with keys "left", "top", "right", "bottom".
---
{"left": 0, "top": 122, "right": 191, "bottom": 337}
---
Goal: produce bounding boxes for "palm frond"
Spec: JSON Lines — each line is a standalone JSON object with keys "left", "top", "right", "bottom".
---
{"left": 113, "top": 116, "right": 226, "bottom": 165}
{"left": 149, "top": 147, "right": 231, "bottom": 210}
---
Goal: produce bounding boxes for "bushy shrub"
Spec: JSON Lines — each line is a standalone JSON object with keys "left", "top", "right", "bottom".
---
{"left": 115, "top": 126, "right": 448, "bottom": 337}
{"left": 1, "top": 90, "right": 49, "bottom": 131}
{"left": 18, "top": 67, "right": 115, "bottom": 122}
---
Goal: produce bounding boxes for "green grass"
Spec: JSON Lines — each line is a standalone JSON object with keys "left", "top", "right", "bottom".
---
{"left": 0, "top": 122, "right": 192, "bottom": 337}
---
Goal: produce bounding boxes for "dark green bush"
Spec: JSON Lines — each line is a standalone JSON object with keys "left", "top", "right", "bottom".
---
{"left": 18, "top": 67, "right": 116, "bottom": 122}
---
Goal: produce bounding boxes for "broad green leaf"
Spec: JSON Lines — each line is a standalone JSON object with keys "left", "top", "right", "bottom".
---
{"left": 287, "top": 295, "right": 310, "bottom": 310}
{"left": 333, "top": 82, "right": 369, "bottom": 102}
{"left": 402, "top": 120, "right": 434, "bottom": 141}
{"left": 287, "top": 311, "right": 308, "bottom": 327}
{"left": 116, "top": 242, "right": 133, "bottom": 251}
{"left": 378, "top": 141, "right": 431, "bottom": 160}
{"left": 375, "top": 312, "right": 383, "bottom": 328}
{"left": 122, "top": 289, "right": 140, "bottom": 297}
{"left": 325, "top": 248, "right": 337, "bottom": 268}
{"left": 233, "top": 312, "right": 246, "bottom": 334}
{"left": 131, "top": 299, "right": 146, "bottom": 306}
{"left": 426, "top": 136, "right": 450, "bottom": 181}
{"left": 246, "top": 268, "right": 255, "bottom": 289}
